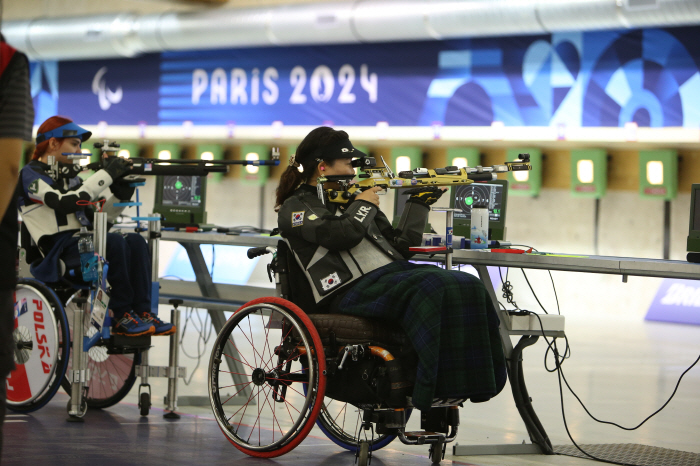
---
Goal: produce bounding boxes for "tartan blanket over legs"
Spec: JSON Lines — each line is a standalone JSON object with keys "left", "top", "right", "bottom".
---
{"left": 338, "top": 261, "right": 507, "bottom": 411}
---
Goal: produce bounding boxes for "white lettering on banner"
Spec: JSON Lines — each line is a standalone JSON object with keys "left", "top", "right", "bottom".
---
{"left": 251, "top": 68, "right": 260, "bottom": 105}
{"left": 211, "top": 68, "right": 227, "bottom": 104}
{"left": 231, "top": 68, "right": 248, "bottom": 104}
{"left": 360, "top": 64, "right": 378, "bottom": 103}
{"left": 660, "top": 283, "right": 700, "bottom": 307}
{"left": 354, "top": 205, "right": 372, "bottom": 223}
{"left": 310, "top": 65, "right": 334, "bottom": 103}
{"left": 192, "top": 69, "right": 208, "bottom": 104}
{"left": 189, "top": 64, "right": 376, "bottom": 106}
{"left": 290, "top": 66, "right": 307, "bottom": 104}
{"left": 338, "top": 64, "right": 356, "bottom": 103}
{"left": 262, "top": 68, "right": 279, "bottom": 104}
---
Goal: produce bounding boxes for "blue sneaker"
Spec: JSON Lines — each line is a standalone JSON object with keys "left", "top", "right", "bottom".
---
{"left": 113, "top": 312, "right": 155, "bottom": 336}
{"left": 139, "top": 311, "right": 175, "bottom": 336}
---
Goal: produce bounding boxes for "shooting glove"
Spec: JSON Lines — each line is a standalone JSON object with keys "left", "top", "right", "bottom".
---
{"left": 402, "top": 186, "right": 445, "bottom": 206}
{"left": 109, "top": 178, "right": 136, "bottom": 201}
{"left": 103, "top": 156, "right": 131, "bottom": 180}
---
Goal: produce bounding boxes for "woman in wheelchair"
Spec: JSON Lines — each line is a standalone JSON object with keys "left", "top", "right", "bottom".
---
{"left": 16, "top": 115, "right": 174, "bottom": 337}
{"left": 275, "top": 126, "right": 507, "bottom": 413}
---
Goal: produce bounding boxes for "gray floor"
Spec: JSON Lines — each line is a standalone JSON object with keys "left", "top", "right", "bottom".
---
{"left": 4, "top": 313, "right": 699, "bottom": 466}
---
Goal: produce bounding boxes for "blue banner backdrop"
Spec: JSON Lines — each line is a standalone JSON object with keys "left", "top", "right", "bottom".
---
{"left": 31, "top": 26, "right": 700, "bottom": 128}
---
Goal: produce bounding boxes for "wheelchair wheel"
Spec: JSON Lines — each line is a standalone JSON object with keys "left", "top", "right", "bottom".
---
{"left": 60, "top": 293, "right": 139, "bottom": 409}
{"left": 6, "top": 279, "right": 70, "bottom": 413}
{"left": 209, "top": 297, "right": 326, "bottom": 458}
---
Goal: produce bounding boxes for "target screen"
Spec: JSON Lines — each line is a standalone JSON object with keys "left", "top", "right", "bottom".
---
{"left": 161, "top": 176, "right": 203, "bottom": 207}
{"left": 453, "top": 183, "right": 504, "bottom": 222}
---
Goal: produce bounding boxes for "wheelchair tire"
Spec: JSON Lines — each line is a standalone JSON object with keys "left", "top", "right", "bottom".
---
{"left": 209, "top": 297, "right": 326, "bottom": 458}
{"left": 6, "top": 279, "right": 70, "bottom": 413}
{"left": 60, "top": 293, "right": 139, "bottom": 409}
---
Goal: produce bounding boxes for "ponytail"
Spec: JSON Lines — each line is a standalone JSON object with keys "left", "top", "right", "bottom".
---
{"left": 274, "top": 126, "right": 350, "bottom": 211}
{"left": 275, "top": 165, "right": 306, "bottom": 211}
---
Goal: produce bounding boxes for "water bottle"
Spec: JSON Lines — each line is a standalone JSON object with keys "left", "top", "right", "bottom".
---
{"left": 78, "top": 227, "right": 98, "bottom": 282}
{"left": 470, "top": 205, "right": 490, "bottom": 249}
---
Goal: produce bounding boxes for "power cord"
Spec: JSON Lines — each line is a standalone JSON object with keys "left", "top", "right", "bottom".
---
{"left": 179, "top": 306, "right": 214, "bottom": 386}
{"left": 499, "top": 267, "right": 699, "bottom": 466}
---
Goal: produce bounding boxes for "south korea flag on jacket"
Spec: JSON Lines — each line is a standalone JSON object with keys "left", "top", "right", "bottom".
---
{"left": 321, "top": 272, "right": 341, "bottom": 291}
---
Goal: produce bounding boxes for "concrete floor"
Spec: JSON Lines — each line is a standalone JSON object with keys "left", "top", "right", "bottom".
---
{"left": 4, "top": 311, "right": 699, "bottom": 466}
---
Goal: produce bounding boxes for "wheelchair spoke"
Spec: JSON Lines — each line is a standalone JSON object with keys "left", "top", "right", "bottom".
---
{"left": 226, "top": 339, "right": 254, "bottom": 369}
{"left": 333, "top": 401, "right": 348, "bottom": 429}
{"left": 209, "top": 301, "right": 326, "bottom": 456}
{"left": 220, "top": 381, "right": 254, "bottom": 406}
{"left": 229, "top": 384, "right": 258, "bottom": 425}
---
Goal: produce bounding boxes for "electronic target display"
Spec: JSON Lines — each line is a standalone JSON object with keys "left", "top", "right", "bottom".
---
{"left": 450, "top": 180, "right": 509, "bottom": 241}
{"left": 154, "top": 175, "right": 208, "bottom": 226}
{"left": 161, "top": 176, "right": 203, "bottom": 207}
{"left": 453, "top": 183, "right": 504, "bottom": 221}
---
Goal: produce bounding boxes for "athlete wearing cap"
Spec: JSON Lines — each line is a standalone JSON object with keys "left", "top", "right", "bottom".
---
{"left": 16, "top": 116, "right": 174, "bottom": 336}
{"left": 274, "top": 126, "right": 506, "bottom": 412}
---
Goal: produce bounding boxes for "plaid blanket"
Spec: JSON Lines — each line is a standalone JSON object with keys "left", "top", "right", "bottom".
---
{"left": 338, "top": 261, "right": 507, "bottom": 411}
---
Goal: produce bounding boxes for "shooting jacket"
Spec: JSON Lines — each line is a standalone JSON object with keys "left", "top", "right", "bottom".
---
{"left": 278, "top": 184, "right": 430, "bottom": 304}
{"left": 17, "top": 160, "right": 125, "bottom": 253}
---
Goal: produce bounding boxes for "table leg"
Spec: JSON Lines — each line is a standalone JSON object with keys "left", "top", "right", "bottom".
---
{"left": 181, "top": 242, "right": 252, "bottom": 404}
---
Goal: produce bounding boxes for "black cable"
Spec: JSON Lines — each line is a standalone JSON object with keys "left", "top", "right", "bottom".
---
{"left": 499, "top": 266, "right": 519, "bottom": 309}
{"left": 559, "top": 347, "right": 700, "bottom": 431}
{"left": 179, "top": 306, "right": 214, "bottom": 386}
{"left": 503, "top": 268, "right": 699, "bottom": 466}
{"left": 521, "top": 269, "right": 549, "bottom": 314}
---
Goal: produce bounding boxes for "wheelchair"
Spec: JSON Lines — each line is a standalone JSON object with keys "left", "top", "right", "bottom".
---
{"left": 7, "top": 220, "right": 144, "bottom": 415}
{"left": 8, "top": 211, "right": 182, "bottom": 419}
{"left": 208, "top": 241, "right": 472, "bottom": 465}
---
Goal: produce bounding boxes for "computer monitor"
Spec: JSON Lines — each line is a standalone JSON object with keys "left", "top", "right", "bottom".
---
{"left": 451, "top": 180, "right": 509, "bottom": 241}
{"left": 153, "top": 175, "right": 208, "bottom": 227}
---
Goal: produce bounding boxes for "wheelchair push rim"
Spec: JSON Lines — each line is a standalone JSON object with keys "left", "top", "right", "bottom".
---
{"left": 60, "top": 292, "right": 139, "bottom": 409}
{"left": 7, "top": 280, "right": 70, "bottom": 411}
{"left": 209, "top": 298, "right": 326, "bottom": 458}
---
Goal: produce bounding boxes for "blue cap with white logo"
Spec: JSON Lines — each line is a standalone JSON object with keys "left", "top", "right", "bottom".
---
{"left": 36, "top": 122, "right": 92, "bottom": 144}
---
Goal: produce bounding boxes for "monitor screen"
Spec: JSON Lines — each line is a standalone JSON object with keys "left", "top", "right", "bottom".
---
{"left": 452, "top": 183, "right": 505, "bottom": 222}
{"left": 160, "top": 176, "right": 203, "bottom": 207}
{"left": 154, "top": 175, "right": 207, "bottom": 226}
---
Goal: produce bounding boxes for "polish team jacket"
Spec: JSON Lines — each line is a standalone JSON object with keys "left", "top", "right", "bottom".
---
{"left": 278, "top": 184, "right": 430, "bottom": 304}
{"left": 17, "top": 160, "right": 124, "bottom": 253}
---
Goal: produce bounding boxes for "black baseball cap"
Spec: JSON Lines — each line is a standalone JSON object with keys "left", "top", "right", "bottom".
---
{"left": 313, "top": 138, "right": 367, "bottom": 162}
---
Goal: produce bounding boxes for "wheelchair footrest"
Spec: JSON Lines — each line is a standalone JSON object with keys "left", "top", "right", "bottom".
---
{"left": 404, "top": 431, "right": 446, "bottom": 444}
{"left": 136, "top": 365, "right": 186, "bottom": 379}
{"left": 110, "top": 334, "right": 152, "bottom": 353}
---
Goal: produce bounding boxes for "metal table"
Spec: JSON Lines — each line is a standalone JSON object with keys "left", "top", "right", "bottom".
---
{"left": 415, "top": 248, "right": 700, "bottom": 456}
{"left": 159, "top": 231, "right": 277, "bottom": 405}
{"left": 158, "top": 232, "right": 700, "bottom": 452}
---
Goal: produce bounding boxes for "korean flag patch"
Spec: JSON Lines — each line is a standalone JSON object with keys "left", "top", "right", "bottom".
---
{"left": 292, "top": 211, "right": 305, "bottom": 227}
{"left": 321, "top": 272, "right": 341, "bottom": 291}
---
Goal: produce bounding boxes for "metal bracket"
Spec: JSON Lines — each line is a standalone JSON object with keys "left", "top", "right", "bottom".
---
{"left": 136, "top": 365, "right": 186, "bottom": 379}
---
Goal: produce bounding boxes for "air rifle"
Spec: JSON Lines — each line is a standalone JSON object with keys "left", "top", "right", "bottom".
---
{"left": 86, "top": 140, "right": 280, "bottom": 176}
{"left": 317, "top": 153, "right": 531, "bottom": 204}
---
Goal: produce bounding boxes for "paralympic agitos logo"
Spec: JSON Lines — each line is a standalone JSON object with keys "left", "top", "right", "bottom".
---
{"left": 92, "top": 67, "right": 123, "bottom": 111}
